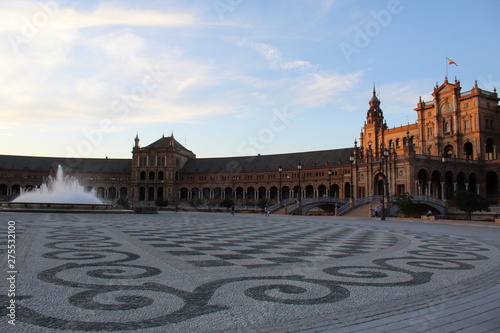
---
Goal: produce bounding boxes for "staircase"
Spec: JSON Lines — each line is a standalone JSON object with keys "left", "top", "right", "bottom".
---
{"left": 342, "top": 203, "right": 373, "bottom": 217}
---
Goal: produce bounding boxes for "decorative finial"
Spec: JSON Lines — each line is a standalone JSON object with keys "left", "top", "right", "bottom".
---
{"left": 474, "top": 80, "right": 478, "bottom": 88}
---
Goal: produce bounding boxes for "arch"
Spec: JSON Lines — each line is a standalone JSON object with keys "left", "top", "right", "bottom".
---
{"left": 157, "top": 187, "right": 164, "bottom": 199}
{"left": 444, "top": 171, "right": 454, "bottom": 200}
{"left": 468, "top": 173, "right": 477, "bottom": 193}
{"left": 464, "top": 142, "right": 473, "bottom": 159}
{"left": 96, "top": 187, "right": 105, "bottom": 198}
{"left": 281, "top": 186, "right": 290, "bottom": 200}
{"left": 344, "top": 182, "right": 351, "bottom": 199}
{"left": 119, "top": 187, "right": 128, "bottom": 199}
{"left": 139, "top": 187, "right": 146, "bottom": 201}
{"left": 331, "top": 184, "right": 340, "bottom": 198}
{"left": 444, "top": 121, "right": 451, "bottom": 134}
{"left": 258, "top": 186, "right": 266, "bottom": 199}
{"left": 108, "top": 187, "right": 117, "bottom": 200}
{"left": 485, "top": 138, "right": 495, "bottom": 160}
{"left": 180, "top": 187, "right": 188, "bottom": 200}
{"left": 269, "top": 186, "right": 278, "bottom": 201}
{"left": 9, "top": 184, "right": 19, "bottom": 195}
{"left": 431, "top": 170, "right": 441, "bottom": 198}
{"left": 235, "top": 187, "right": 244, "bottom": 200}
{"left": 140, "top": 171, "right": 146, "bottom": 180}
{"left": 148, "top": 171, "right": 155, "bottom": 181}
{"left": 293, "top": 185, "right": 300, "bottom": 199}
{"left": 224, "top": 187, "right": 233, "bottom": 200}
{"left": 246, "top": 187, "right": 255, "bottom": 201}
{"left": 417, "top": 169, "right": 429, "bottom": 195}
{"left": 440, "top": 101, "right": 453, "bottom": 113}
{"left": 0, "top": 184, "right": 7, "bottom": 196}
{"left": 148, "top": 187, "right": 154, "bottom": 201}
{"left": 191, "top": 187, "right": 199, "bottom": 200}
{"left": 318, "top": 184, "right": 327, "bottom": 197}
{"left": 305, "top": 185, "right": 314, "bottom": 198}
{"left": 202, "top": 187, "right": 210, "bottom": 200}
{"left": 485, "top": 171, "right": 498, "bottom": 200}
{"left": 456, "top": 172, "right": 466, "bottom": 192}
{"left": 213, "top": 187, "right": 222, "bottom": 200}
{"left": 444, "top": 144, "right": 454, "bottom": 158}
{"left": 158, "top": 171, "right": 164, "bottom": 180}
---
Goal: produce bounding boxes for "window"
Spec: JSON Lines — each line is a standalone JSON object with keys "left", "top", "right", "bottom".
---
{"left": 464, "top": 119, "right": 470, "bottom": 129}
{"left": 427, "top": 127, "right": 433, "bottom": 137}
{"left": 444, "top": 122, "right": 451, "bottom": 134}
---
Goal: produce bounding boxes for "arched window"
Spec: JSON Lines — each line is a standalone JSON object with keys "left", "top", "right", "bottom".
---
{"left": 485, "top": 138, "right": 495, "bottom": 160}
{"left": 440, "top": 102, "right": 453, "bottom": 113}
{"left": 444, "top": 122, "right": 451, "bottom": 134}
{"left": 140, "top": 171, "right": 146, "bottom": 180}
{"left": 464, "top": 142, "right": 473, "bottom": 159}
{"left": 444, "top": 144, "right": 454, "bottom": 158}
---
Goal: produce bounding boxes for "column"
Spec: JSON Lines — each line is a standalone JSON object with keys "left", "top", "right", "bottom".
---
{"left": 441, "top": 182, "right": 445, "bottom": 200}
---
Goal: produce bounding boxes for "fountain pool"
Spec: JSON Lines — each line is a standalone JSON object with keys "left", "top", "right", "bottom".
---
{"left": 2, "top": 165, "right": 112, "bottom": 212}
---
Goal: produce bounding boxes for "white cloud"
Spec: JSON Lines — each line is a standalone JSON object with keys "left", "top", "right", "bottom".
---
{"left": 238, "top": 39, "right": 316, "bottom": 70}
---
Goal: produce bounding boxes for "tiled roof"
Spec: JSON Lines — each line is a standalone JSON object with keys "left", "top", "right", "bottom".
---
{"left": 181, "top": 147, "right": 354, "bottom": 173}
{"left": 146, "top": 136, "right": 192, "bottom": 152}
{"left": 0, "top": 155, "right": 131, "bottom": 173}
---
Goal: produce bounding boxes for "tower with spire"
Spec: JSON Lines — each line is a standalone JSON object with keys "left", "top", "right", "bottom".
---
{"left": 360, "top": 86, "right": 387, "bottom": 158}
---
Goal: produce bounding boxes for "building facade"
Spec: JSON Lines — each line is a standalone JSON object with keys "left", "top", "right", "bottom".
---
{"left": 1, "top": 79, "right": 498, "bottom": 212}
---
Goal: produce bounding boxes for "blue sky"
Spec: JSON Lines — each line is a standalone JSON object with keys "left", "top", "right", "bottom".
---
{"left": 1, "top": 0, "right": 499, "bottom": 159}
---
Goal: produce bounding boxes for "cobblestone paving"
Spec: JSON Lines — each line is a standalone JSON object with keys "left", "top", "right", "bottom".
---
{"left": 0, "top": 212, "right": 499, "bottom": 332}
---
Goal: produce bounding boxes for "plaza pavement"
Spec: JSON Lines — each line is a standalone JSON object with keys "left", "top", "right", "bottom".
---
{"left": 0, "top": 211, "right": 499, "bottom": 332}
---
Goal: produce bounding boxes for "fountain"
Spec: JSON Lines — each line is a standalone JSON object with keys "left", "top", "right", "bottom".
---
{"left": 2, "top": 165, "right": 112, "bottom": 212}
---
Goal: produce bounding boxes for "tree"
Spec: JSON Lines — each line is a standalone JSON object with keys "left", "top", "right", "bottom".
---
{"left": 191, "top": 198, "right": 202, "bottom": 209}
{"left": 219, "top": 199, "right": 234, "bottom": 211}
{"left": 257, "top": 198, "right": 269, "bottom": 210}
{"left": 392, "top": 193, "right": 415, "bottom": 218}
{"left": 155, "top": 198, "right": 168, "bottom": 208}
{"left": 452, "top": 191, "right": 490, "bottom": 220}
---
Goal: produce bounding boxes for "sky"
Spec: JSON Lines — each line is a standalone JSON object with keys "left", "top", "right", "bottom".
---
{"left": 1, "top": 0, "right": 499, "bottom": 159}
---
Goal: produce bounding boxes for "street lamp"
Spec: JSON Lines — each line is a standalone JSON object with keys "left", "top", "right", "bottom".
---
{"left": 278, "top": 165, "right": 283, "bottom": 206}
{"left": 297, "top": 163, "right": 302, "bottom": 215}
{"left": 441, "top": 156, "right": 447, "bottom": 200}
{"left": 349, "top": 154, "right": 354, "bottom": 201}
{"left": 380, "top": 148, "right": 389, "bottom": 220}
{"left": 328, "top": 169, "right": 332, "bottom": 198}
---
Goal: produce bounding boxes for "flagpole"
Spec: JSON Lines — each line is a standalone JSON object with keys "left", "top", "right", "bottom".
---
{"left": 445, "top": 56, "right": 448, "bottom": 79}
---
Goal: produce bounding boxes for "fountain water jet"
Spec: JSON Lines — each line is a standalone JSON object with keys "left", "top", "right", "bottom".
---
{"left": 3, "top": 165, "right": 112, "bottom": 211}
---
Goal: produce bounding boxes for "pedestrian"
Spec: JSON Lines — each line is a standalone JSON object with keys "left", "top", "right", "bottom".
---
{"left": 231, "top": 206, "right": 235, "bottom": 215}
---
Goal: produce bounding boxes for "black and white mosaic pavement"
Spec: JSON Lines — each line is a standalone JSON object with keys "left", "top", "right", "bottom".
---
{"left": 0, "top": 212, "right": 499, "bottom": 332}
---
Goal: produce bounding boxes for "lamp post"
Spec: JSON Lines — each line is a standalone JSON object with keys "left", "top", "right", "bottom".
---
{"left": 278, "top": 165, "right": 283, "bottom": 206}
{"left": 297, "top": 163, "right": 302, "bottom": 215}
{"left": 349, "top": 154, "right": 354, "bottom": 201}
{"left": 380, "top": 148, "right": 389, "bottom": 220}
{"left": 328, "top": 169, "right": 332, "bottom": 198}
{"left": 441, "top": 156, "right": 447, "bottom": 200}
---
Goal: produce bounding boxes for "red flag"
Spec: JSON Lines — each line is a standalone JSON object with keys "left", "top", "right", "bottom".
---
{"left": 447, "top": 58, "right": 458, "bottom": 66}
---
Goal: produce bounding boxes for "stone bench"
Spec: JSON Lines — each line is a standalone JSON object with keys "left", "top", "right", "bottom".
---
{"left": 421, "top": 215, "right": 436, "bottom": 220}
